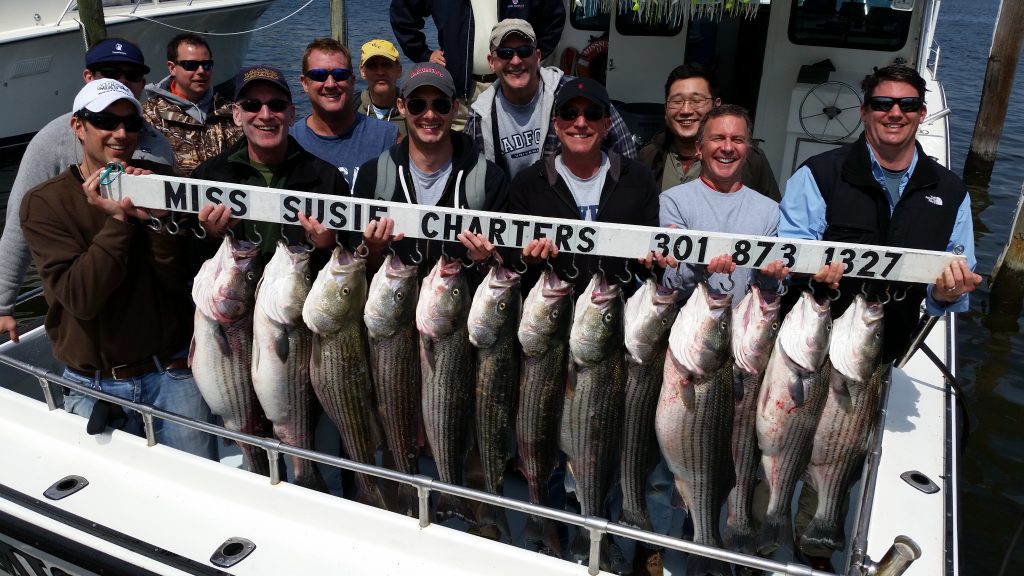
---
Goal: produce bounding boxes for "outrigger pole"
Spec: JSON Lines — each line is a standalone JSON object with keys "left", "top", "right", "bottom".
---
{"left": 112, "top": 172, "right": 964, "bottom": 284}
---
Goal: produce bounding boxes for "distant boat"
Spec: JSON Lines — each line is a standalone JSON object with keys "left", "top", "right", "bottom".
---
{"left": 0, "top": 0, "right": 279, "bottom": 149}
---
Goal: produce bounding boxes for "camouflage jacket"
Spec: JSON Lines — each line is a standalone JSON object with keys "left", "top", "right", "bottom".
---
{"left": 142, "top": 84, "right": 241, "bottom": 176}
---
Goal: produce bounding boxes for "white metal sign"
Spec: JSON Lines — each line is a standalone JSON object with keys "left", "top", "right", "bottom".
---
{"left": 111, "top": 174, "right": 963, "bottom": 285}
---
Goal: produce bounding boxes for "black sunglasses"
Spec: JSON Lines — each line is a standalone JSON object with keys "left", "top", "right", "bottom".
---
{"left": 92, "top": 66, "right": 145, "bottom": 83}
{"left": 404, "top": 97, "right": 453, "bottom": 116}
{"left": 305, "top": 68, "right": 353, "bottom": 82}
{"left": 175, "top": 59, "right": 214, "bottom": 72}
{"left": 493, "top": 45, "right": 536, "bottom": 60}
{"left": 557, "top": 106, "right": 605, "bottom": 122}
{"left": 867, "top": 96, "right": 924, "bottom": 113}
{"left": 237, "top": 98, "right": 291, "bottom": 113}
{"left": 77, "top": 110, "right": 144, "bottom": 132}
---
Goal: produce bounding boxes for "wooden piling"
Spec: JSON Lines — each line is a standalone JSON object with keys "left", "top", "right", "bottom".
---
{"left": 76, "top": 0, "right": 108, "bottom": 48}
{"left": 331, "top": 0, "right": 348, "bottom": 46}
{"left": 965, "top": 0, "right": 1024, "bottom": 166}
{"left": 991, "top": 182, "right": 1024, "bottom": 283}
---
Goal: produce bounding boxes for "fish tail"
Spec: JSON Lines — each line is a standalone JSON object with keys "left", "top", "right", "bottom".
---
{"left": 724, "top": 519, "right": 757, "bottom": 555}
{"left": 476, "top": 503, "right": 511, "bottom": 542}
{"left": 522, "top": 514, "right": 563, "bottom": 558}
{"left": 757, "top": 513, "right": 792, "bottom": 555}
{"left": 799, "top": 517, "right": 844, "bottom": 556}
{"left": 357, "top": 476, "right": 388, "bottom": 510}
{"left": 435, "top": 493, "right": 475, "bottom": 524}
{"left": 619, "top": 507, "right": 653, "bottom": 531}
{"left": 395, "top": 483, "right": 420, "bottom": 518}
{"left": 684, "top": 552, "right": 733, "bottom": 576}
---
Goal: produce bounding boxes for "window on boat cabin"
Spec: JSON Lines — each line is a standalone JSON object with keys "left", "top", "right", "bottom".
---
{"left": 789, "top": 0, "right": 912, "bottom": 50}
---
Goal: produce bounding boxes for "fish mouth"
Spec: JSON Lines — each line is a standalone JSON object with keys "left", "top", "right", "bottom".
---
{"left": 652, "top": 283, "right": 678, "bottom": 306}
{"left": 541, "top": 270, "right": 573, "bottom": 297}
{"left": 334, "top": 245, "right": 354, "bottom": 266}
{"left": 591, "top": 274, "right": 622, "bottom": 304}
{"left": 489, "top": 264, "right": 521, "bottom": 288}
{"left": 230, "top": 238, "right": 260, "bottom": 260}
{"left": 385, "top": 253, "right": 419, "bottom": 277}
{"left": 438, "top": 256, "right": 462, "bottom": 278}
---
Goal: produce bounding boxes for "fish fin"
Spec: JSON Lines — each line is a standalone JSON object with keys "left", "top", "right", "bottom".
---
{"left": 213, "top": 324, "right": 232, "bottom": 358}
{"left": 310, "top": 333, "right": 322, "bottom": 368}
{"left": 757, "top": 512, "right": 792, "bottom": 556}
{"left": 680, "top": 377, "right": 697, "bottom": 410}
{"left": 273, "top": 326, "right": 290, "bottom": 362}
{"left": 724, "top": 515, "right": 757, "bottom": 555}
{"left": 187, "top": 336, "right": 196, "bottom": 368}
{"left": 733, "top": 368, "right": 745, "bottom": 403}
{"left": 800, "top": 517, "right": 844, "bottom": 556}
{"left": 563, "top": 463, "right": 578, "bottom": 495}
{"left": 671, "top": 481, "right": 686, "bottom": 509}
{"left": 788, "top": 373, "right": 807, "bottom": 407}
{"left": 832, "top": 377, "right": 853, "bottom": 412}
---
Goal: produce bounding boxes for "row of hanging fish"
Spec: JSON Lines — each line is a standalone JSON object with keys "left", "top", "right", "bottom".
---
{"left": 187, "top": 236, "right": 886, "bottom": 571}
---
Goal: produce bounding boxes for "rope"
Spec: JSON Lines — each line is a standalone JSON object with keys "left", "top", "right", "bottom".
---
{"left": 124, "top": 0, "right": 318, "bottom": 36}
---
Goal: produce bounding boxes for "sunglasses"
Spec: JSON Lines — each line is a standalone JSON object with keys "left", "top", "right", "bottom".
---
{"left": 404, "top": 97, "right": 453, "bottom": 116}
{"left": 77, "top": 110, "right": 144, "bottom": 132}
{"left": 305, "top": 68, "right": 353, "bottom": 82}
{"left": 237, "top": 98, "right": 291, "bottom": 113}
{"left": 493, "top": 45, "right": 537, "bottom": 60}
{"left": 557, "top": 106, "right": 605, "bottom": 122}
{"left": 867, "top": 96, "right": 924, "bottom": 113}
{"left": 175, "top": 59, "right": 214, "bottom": 72}
{"left": 92, "top": 66, "right": 145, "bottom": 83}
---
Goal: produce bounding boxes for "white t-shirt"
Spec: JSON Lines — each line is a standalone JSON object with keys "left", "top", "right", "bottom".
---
{"left": 555, "top": 153, "right": 610, "bottom": 221}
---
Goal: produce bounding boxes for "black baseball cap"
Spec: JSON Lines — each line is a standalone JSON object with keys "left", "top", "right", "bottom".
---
{"left": 234, "top": 65, "right": 292, "bottom": 101}
{"left": 554, "top": 77, "right": 611, "bottom": 113}
{"left": 400, "top": 63, "right": 457, "bottom": 99}
{"left": 85, "top": 38, "right": 150, "bottom": 73}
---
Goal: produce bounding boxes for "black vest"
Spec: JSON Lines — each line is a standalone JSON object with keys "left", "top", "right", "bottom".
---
{"left": 795, "top": 134, "right": 966, "bottom": 362}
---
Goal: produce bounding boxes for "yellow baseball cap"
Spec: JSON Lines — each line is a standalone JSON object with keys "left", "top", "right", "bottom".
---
{"left": 361, "top": 39, "right": 400, "bottom": 66}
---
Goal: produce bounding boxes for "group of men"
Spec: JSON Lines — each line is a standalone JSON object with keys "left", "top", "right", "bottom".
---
{"left": 0, "top": 9, "right": 982, "bottom": 576}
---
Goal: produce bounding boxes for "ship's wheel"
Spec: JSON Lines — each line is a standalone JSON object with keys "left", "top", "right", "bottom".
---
{"left": 798, "top": 81, "right": 863, "bottom": 143}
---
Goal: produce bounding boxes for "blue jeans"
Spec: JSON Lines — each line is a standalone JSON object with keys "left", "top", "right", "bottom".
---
{"left": 62, "top": 366, "right": 215, "bottom": 459}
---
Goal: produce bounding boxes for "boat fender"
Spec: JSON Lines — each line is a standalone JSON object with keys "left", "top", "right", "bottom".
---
{"left": 576, "top": 36, "right": 609, "bottom": 84}
{"left": 559, "top": 46, "right": 579, "bottom": 76}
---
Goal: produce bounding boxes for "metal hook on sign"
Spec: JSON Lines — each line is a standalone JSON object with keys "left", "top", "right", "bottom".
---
{"left": 165, "top": 216, "right": 180, "bottom": 236}
{"left": 304, "top": 241, "right": 316, "bottom": 253}
{"left": 861, "top": 281, "right": 870, "bottom": 297}
{"left": 881, "top": 284, "right": 892, "bottom": 305}
{"left": 440, "top": 241, "right": 450, "bottom": 259}
{"left": 354, "top": 243, "right": 370, "bottom": 259}
{"left": 893, "top": 285, "right": 908, "bottom": 302}
{"left": 777, "top": 282, "right": 789, "bottom": 296}
{"left": 564, "top": 253, "right": 579, "bottom": 280}
{"left": 409, "top": 241, "right": 424, "bottom": 265}
{"left": 718, "top": 272, "right": 735, "bottom": 293}
{"left": 615, "top": 265, "right": 633, "bottom": 285}
{"left": 146, "top": 212, "right": 162, "bottom": 232}
{"left": 460, "top": 254, "right": 476, "bottom": 269}
{"left": 224, "top": 226, "right": 235, "bottom": 239}
{"left": 250, "top": 228, "right": 262, "bottom": 246}
{"left": 828, "top": 286, "right": 842, "bottom": 302}
{"left": 513, "top": 256, "right": 528, "bottom": 275}
{"left": 193, "top": 222, "right": 207, "bottom": 240}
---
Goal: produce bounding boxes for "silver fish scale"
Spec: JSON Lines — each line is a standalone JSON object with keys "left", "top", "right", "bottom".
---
{"left": 516, "top": 343, "right": 568, "bottom": 505}
{"left": 252, "top": 318, "right": 323, "bottom": 491}
{"left": 421, "top": 326, "right": 475, "bottom": 490}
{"left": 476, "top": 327, "right": 520, "bottom": 496}
{"left": 563, "top": 352, "right": 625, "bottom": 520}
{"left": 310, "top": 324, "right": 385, "bottom": 508}
{"left": 191, "top": 311, "right": 269, "bottom": 476}
{"left": 659, "top": 361, "right": 734, "bottom": 556}
{"left": 370, "top": 325, "right": 421, "bottom": 477}
{"left": 619, "top": 354, "right": 666, "bottom": 530}
{"left": 725, "top": 368, "right": 767, "bottom": 553}
{"left": 801, "top": 362, "right": 885, "bottom": 554}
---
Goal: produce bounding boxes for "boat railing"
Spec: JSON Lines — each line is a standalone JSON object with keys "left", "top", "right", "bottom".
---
{"left": 0, "top": 341, "right": 929, "bottom": 576}
{"left": 55, "top": 0, "right": 197, "bottom": 27}
{"left": 0, "top": 348, "right": 852, "bottom": 576}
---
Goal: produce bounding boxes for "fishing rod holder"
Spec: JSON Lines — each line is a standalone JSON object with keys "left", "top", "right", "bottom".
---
{"left": 854, "top": 536, "right": 922, "bottom": 576}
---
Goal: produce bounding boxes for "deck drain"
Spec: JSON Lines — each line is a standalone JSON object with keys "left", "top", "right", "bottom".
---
{"left": 900, "top": 470, "right": 939, "bottom": 494}
{"left": 43, "top": 475, "right": 89, "bottom": 500}
{"left": 210, "top": 537, "right": 256, "bottom": 568}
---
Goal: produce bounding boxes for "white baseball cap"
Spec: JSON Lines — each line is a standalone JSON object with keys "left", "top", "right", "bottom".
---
{"left": 72, "top": 79, "right": 143, "bottom": 116}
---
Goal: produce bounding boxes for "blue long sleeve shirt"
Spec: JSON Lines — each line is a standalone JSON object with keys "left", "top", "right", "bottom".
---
{"left": 779, "top": 145, "right": 975, "bottom": 316}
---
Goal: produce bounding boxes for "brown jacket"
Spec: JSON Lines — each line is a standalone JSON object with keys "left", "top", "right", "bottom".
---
{"left": 20, "top": 165, "right": 195, "bottom": 373}
{"left": 142, "top": 82, "right": 241, "bottom": 175}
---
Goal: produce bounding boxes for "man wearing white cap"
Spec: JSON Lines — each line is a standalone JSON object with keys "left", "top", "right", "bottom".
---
{"left": 19, "top": 80, "right": 214, "bottom": 458}
{"left": 466, "top": 19, "right": 636, "bottom": 179}
{"left": 355, "top": 38, "right": 406, "bottom": 138}
{"left": 0, "top": 37, "right": 173, "bottom": 344}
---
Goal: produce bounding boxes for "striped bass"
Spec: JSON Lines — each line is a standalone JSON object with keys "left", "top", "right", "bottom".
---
{"left": 303, "top": 246, "right": 385, "bottom": 508}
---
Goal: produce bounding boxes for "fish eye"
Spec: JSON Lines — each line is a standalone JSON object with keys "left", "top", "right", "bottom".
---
{"left": 603, "top": 313, "right": 614, "bottom": 322}
{"left": 720, "top": 320, "right": 728, "bottom": 330}
{"left": 661, "top": 318, "right": 669, "bottom": 326}
{"left": 771, "top": 321, "right": 779, "bottom": 330}
{"left": 342, "top": 287, "right": 350, "bottom": 295}
{"left": 551, "top": 310, "right": 559, "bottom": 318}
{"left": 452, "top": 288, "right": 460, "bottom": 296}
{"left": 395, "top": 291, "right": 404, "bottom": 301}
{"left": 246, "top": 271, "right": 254, "bottom": 281}
{"left": 498, "top": 302, "right": 507, "bottom": 311}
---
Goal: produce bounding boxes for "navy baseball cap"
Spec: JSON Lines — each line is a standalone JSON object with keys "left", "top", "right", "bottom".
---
{"left": 235, "top": 65, "right": 292, "bottom": 101}
{"left": 85, "top": 38, "right": 150, "bottom": 73}
{"left": 554, "top": 77, "right": 611, "bottom": 114}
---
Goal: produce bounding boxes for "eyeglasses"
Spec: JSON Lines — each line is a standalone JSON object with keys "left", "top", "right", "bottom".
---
{"left": 556, "top": 106, "right": 605, "bottom": 122}
{"left": 404, "top": 97, "right": 453, "bottom": 116}
{"left": 175, "top": 59, "right": 214, "bottom": 72}
{"left": 493, "top": 45, "right": 536, "bottom": 60}
{"left": 666, "top": 96, "right": 713, "bottom": 110}
{"left": 867, "top": 96, "right": 924, "bottom": 113}
{"left": 92, "top": 66, "right": 145, "bottom": 83}
{"left": 76, "top": 110, "right": 144, "bottom": 132}
{"left": 305, "top": 68, "right": 353, "bottom": 83}
{"left": 237, "top": 98, "right": 291, "bottom": 113}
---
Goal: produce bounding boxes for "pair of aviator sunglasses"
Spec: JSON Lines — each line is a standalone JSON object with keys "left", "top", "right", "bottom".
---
{"left": 557, "top": 106, "right": 605, "bottom": 122}
{"left": 77, "top": 110, "right": 144, "bottom": 132}
{"left": 493, "top": 45, "right": 536, "bottom": 60}
{"left": 92, "top": 66, "right": 145, "bottom": 83}
{"left": 176, "top": 59, "right": 214, "bottom": 72}
{"left": 305, "top": 68, "right": 353, "bottom": 82}
{"left": 405, "top": 97, "right": 453, "bottom": 115}
{"left": 867, "top": 96, "right": 924, "bottom": 113}
{"left": 237, "top": 98, "right": 291, "bottom": 113}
